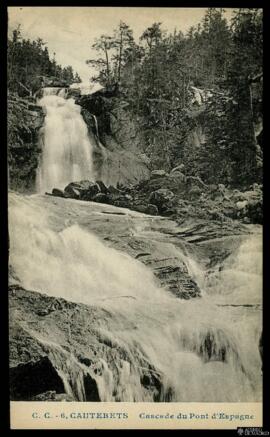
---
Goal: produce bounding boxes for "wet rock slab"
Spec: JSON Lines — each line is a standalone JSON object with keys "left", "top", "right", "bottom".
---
{"left": 9, "top": 195, "right": 260, "bottom": 402}
{"left": 9, "top": 285, "right": 165, "bottom": 402}
{"left": 32, "top": 194, "right": 204, "bottom": 300}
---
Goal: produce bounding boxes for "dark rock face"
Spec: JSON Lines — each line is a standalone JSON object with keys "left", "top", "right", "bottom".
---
{"left": 77, "top": 93, "right": 150, "bottom": 186}
{"left": 52, "top": 174, "right": 262, "bottom": 225}
{"left": 83, "top": 374, "right": 101, "bottom": 401}
{"left": 10, "top": 356, "right": 65, "bottom": 401}
{"left": 8, "top": 94, "right": 45, "bottom": 192}
{"left": 9, "top": 286, "right": 167, "bottom": 402}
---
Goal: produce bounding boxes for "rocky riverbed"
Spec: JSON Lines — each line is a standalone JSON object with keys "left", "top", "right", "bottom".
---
{"left": 9, "top": 192, "right": 262, "bottom": 402}
{"left": 48, "top": 170, "right": 263, "bottom": 225}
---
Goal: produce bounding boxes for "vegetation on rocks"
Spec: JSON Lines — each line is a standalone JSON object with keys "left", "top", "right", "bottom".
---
{"left": 49, "top": 172, "right": 263, "bottom": 225}
{"left": 8, "top": 94, "right": 44, "bottom": 191}
{"left": 7, "top": 27, "right": 83, "bottom": 192}
{"left": 8, "top": 9, "right": 263, "bottom": 196}
{"left": 85, "top": 8, "right": 262, "bottom": 188}
{"left": 7, "top": 8, "right": 263, "bottom": 404}
{"left": 8, "top": 26, "right": 81, "bottom": 98}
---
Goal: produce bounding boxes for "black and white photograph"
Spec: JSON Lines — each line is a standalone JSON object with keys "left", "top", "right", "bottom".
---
{"left": 7, "top": 5, "right": 263, "bottom": 428}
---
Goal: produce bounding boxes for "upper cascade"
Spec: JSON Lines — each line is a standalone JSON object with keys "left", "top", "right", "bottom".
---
{"left": 36, "top": 87, "right": 95, "bottom": 193}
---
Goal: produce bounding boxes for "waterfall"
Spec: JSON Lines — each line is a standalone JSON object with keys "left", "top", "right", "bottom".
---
{"left": 36, "top": 87, "right": 95, "bottom": 193}
{"left": 204, "top": 233, "right": 262, "bottom": 306}
{"left": 9, "top": 192, "right": 262, "bottom": 402}
{"left": 92, "top": 114, "right": 100, "bottom": 143}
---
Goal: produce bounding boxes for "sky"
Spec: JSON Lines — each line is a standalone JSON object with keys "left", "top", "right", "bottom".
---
{"left": 8, "top": 7, "right": 235, "bottom": 83}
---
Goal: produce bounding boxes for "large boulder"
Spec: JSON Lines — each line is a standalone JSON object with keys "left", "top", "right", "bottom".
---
{"left": 148, "top": 189, "right": 175, "bottom": 210}
{"left": 81, "top": 184, "right": 101, "bottom": 201}
{"left": 92, "top": 193, "right": 110, "bottom": 204}
{"left": 150, "top": 170, "right": 167, "bottom": 179}
{"left": 96, "top": 180, "right": 108, "bottom": 194}
{"left": 113, "top": 196, "right": 132, "bottom": 209}
{"left": 169, "top": 171, "right": 186, "bottom": 182}
{"left": 64, "top": 180, "right": 101, "bottom": 201}
{"left": 188, "top": 185, "right": 202, "bottom": 200}
{"left": 51, "top": 188, "right": 66, "bottom": 198}
{"left": 107, "top": 185, "right": 125, "bottom": 195}
{"left": 146, "top": 204, "right": 159, "bottom": 216}
{"left": 186, "top": 175, "right": 207, "bottom": 190}
{"left": 131, "top": 204, "right": 148, "bottom": 214}
{"left": 246, "top": 199, "right": 263, "bottom": 224}
{"left": 64, "top": 183, "right": 81, "bottom": 199}
{"left": 236, "top": 200, "right": 248, "bottom": 211}
{"left": 170, "top": 164, "right": 185, "bottom": 174}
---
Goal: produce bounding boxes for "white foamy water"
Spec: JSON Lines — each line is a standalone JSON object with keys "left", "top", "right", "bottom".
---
{"left": 36, "top": 88, "right": 95, "bottom": 193}
{"left": 204, "top": 233, "right": 262, "bottom": 306}
{"left": 8, "top": 193, "right": 262, "bottom": 401}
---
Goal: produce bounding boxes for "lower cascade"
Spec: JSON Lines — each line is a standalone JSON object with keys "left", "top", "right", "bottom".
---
{"left": 36, "top": 87, "right": 95, "bottom": 193}
{"left": 9, "top": 193, "right": 262, "bottom": 402}
{"left": 6, "top": 7, "right": 263, "bottom": 413}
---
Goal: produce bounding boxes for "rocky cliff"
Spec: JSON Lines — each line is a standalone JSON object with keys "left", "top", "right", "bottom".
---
{"left": 10, "top": 285, "right": 165, "bottom": 401}
{"left": 9, "top": 193, "right": 260, "bottom": 402}
{"left": 8, "top": 82, "right": 262, "bottom": 193}
{"left": 77, "top": 89, "right": 150, "bottom": 186}
{"left": 8, "top": 94, "right": 44, "bottom": 192}
{"left": 77, "top": 84, "right": 262, "bottom": 189}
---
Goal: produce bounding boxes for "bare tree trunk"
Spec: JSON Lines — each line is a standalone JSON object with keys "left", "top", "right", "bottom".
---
{"left": 183, "top": 75, "right": 186, "bottom": 108}
{"left": 118, "top": 31, "right": 123, "bottom": 83}
{"left": 161, "top": 109, "right": 170, "bottom": 170}
{"left": 249, "top": 82, "right": 259, "bottom": 152}
{"left": 16, "top": 80, "right": 32, "bottom": 97}
{"left": 104, "top": 48, "right": 110, "bottom": 85}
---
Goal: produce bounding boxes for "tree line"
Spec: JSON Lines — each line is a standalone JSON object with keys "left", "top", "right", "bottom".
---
{"left": 7, "top": 8, "right": 263, "bottom": 188}
{"left": 8, "top": 25, "right": 82, "bottom": 97}
{"left": 86, "top": 8, "right": 263, "bottom": 187}
{"left": 87, "top": 8, "right": 262, "bottom": 110}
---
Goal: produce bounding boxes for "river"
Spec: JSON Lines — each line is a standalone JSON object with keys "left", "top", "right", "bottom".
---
{"left": 8, "top": 87, "right": 262, "bottom": 402}
{"left": 8, "top": 192, "right": 262, "bottom": 402}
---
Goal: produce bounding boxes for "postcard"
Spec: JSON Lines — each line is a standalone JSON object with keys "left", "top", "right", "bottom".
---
{"left": 7, "top": 6, "right": 263, "bottom": 430}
